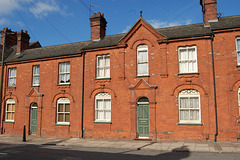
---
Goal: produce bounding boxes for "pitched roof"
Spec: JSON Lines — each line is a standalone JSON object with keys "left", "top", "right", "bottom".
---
{"left": 156, "top": 23, "right": 212, "bottom": 40}
{"left": 0, "top": 45, "right": 15, "bottom": 62}
{"left": 5, "top": 41, "right": 90, "bottom": 63}
{"left": 3, "top": 15, "right": 240, "bottom": 63}
{"left": 210, "top": 15, "right": 240, "bottom": 30}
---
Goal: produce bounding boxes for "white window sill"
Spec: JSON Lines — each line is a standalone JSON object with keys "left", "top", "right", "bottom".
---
{"left": 3, "top": 120, "right": 15, "bottom": 123}
{"left": 57, "top": 83, "right": 70, "bottom": 86}
{"left": 55, "top": 123, "right": 70, "bottom": 126}
{"left": 95, "top": 77, "right": 111, "bottom": 80}
{"left": 136, "top": 75, "right": 150, "bottom": 77}
{"left": 31, "top": 85, "right": 40, "bottom": 87}
{"left": 177, "top": 122, "right": 203, "bottom": 126}
{"left": 178, "top": 72, "right": 199, "bottom": 75}
{"left": 93, "top": 121, "right": 112, "bottom": 124}
{"left": 237, "top": 120, "right": 240, "bottom": 123}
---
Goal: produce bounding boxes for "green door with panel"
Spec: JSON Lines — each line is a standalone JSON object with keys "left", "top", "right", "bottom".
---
{"left": 30, "top": 103, "right": 38, "bottom": 135}
{"left": 137, "top": 104, "right": 149, "bottom": 138}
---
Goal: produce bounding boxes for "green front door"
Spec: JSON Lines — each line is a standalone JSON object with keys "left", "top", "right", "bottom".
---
{"left": 137, "top": 104, "right": 149, "bottom": 138}
{"left": 30, "top": 107, "right": 38, "bottom": 135}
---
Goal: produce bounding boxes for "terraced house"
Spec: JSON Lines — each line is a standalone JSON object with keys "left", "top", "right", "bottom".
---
{"left": 0, "top": 0, "right": 240, "bottom": 141}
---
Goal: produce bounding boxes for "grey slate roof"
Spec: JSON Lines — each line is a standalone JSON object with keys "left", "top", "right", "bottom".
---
{"left": 210, "top": 15, "right": 240, "bottom": 30}
{"left": 4, "top": 15, "right": 240, "bottom": 63}
{"left": 156, "top": 23, "right": 212, "bottom": 40}
{"left": 5, "top": 41, "right": 90, "bottom": 63}
{"left": 0, "top": 45, "right": 15, "bottom": 62}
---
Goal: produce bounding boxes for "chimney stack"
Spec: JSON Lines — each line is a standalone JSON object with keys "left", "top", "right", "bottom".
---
{"left": 201, "top": 0, "right": 218, "bottom": 26}
{"left": 1, "top": 28, "right": 17, "bottom": 47}
{"left": 17, "top": 30, "right": 30, "bottom": 54}
{"left": 90, "top": 12, "right": 107, "bottom": 41}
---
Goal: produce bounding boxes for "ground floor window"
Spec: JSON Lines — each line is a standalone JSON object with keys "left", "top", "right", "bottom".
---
{"left": 179, "top": 89, "right": 201, "bottom": 124}
{"left": 5, "top": 99, "right": 15, "bottom": 122}
{"left": 95, "top": 92, "right": 111, "bottom": 122}
{"left": 57, "top": 98, "right": 70, "bottom": 124}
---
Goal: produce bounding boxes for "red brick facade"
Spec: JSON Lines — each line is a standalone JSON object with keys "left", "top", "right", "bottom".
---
{"left": 0, "top": 0, "right": 240, "bottom": 141}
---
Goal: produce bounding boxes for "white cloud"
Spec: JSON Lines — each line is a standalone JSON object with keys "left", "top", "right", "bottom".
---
{"left": 0, "top": 0, "right": 22, "bottom": 15}
{"left": 0, "top": 18, "right": 9, "bottom": 25}
{"left": 29, "top": 0, "right": 71, "bottom": 18}
{"left": 122, "top": 25, "right": 132, "bottom": 33}
{"left": 147, "top": 19, "right": 193, "bottom": 28}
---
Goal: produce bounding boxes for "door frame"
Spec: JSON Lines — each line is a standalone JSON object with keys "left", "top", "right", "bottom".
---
{"left": 137, "top": 97, "right": 150, "bottom": 138}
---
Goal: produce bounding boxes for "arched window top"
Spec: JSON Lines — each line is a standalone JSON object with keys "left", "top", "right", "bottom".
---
{"left": 6, "top": 99, "right": 15, "bottom": 103}
{"left": 137, "top": 44, "right": 148, "bottom": 50}
{"left": 137, "top": 97, "right": 149, "bottom": 103}
{"left": 31, "top": 103, "right": 38, "bottom": 108}
{"left": 95, "top": 92, "right": 111, "bottom": 99}
{"left": 179, "top": 89, "right": 200, "bottom": 96}
{"left": 57, "top": 97, "right": 70, "bottom": 103}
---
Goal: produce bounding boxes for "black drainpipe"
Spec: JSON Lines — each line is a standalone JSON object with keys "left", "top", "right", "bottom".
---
{"left": 211, "top": 33, "right": 218, "bottom": 142}
{"left": 81, "top": 50, "right": 85, "bottom": 138}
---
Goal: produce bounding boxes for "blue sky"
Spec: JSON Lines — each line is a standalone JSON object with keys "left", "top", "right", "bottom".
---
{"left": 0, "top": 0, "right": 240, "bottom": 47}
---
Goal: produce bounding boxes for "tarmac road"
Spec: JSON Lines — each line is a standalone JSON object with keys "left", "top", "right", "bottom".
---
{"left": 0, "top": 143, "right": 239, "bottom": 160}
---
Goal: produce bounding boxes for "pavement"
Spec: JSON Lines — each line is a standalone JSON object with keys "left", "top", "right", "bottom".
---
{"left": 0, "top": 134, "right": 240, "bottom": 153}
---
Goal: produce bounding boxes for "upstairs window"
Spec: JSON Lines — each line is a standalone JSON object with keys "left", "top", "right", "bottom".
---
{"left": 5, "top": 99, "right": 15, "bottom": 122}
{"left": 178, "top": 46, "right": 198, "bottom": 74}
{"left": 32, "top": 65, "right": 40, "bottom": 86}
{"left": 8, "top": 68, "right": 17, "bottom": 87}
{"left": 236, "top": 38, "right": 240, "bottom": 65}
{"left": 95, "top": 92, "right": 111, "bottom": 122}
{"left": 179, "top": 89, "right": 201, "bottom": 124}
{"left": 96, "top": 55, "right": 110, "bottom": 78}
{"left": 59, "top": 62, "right": 70, "bottom": 84}
{"left": 137, "top": 44, "right": 148, "bottom": 76}
{"left": 57, "top": 98, "right": 70, "bottom": 124}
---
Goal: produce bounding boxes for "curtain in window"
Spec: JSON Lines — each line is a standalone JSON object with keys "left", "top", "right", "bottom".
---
{"left": 97, "top": 55, "right": 110, "bottom": 78}
{"left": 137, "top": 50, "right": 148, "bottom": 75}
{"left": 179, "top": 90, "right": 200, "bottom": 123}
{"left": 8, "top": 68, "right": 16, "bottom": 86}
{"left": 179, "top": 47, "right": 197, "bottom": 73}
{"left": 105, "top": 100, "right": 111, "bottom": 120}
{"left": 59, "top": 62, "right": 70, "bottom": 84}
{"left": 57, "top": 98, "right": 70, "bottom": 124}
{"left": 237, "top": 39, "right": 240, "bottom": 51}
{"left": 33, "top": 66, "right": 40, "bottom": 85}
{"left": 6, "top": 99, "right": 15, "bottom": 121}
{"left": 96, "top": 100, "right": 104, "bottom": 120}
{"left": 95, "top": 93, "right": 111, "bottom": 121}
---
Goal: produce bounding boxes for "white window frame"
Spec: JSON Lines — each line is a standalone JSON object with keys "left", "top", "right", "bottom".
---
{"left": 32, "top": 65, "right": 40, "bottom": 86}
{"left": 5, "top": 99, "right": 15, "bottom": 122}
{"left": 95, "top": 92, "right": 111, "bottom": 122}
{"left": 137, "top": 44, "right": 149, "bottom": 76}
{"left": 96, "top": 55, "right": 110, "bottom": 79}
{"left": 236, "top": 37, "right": 240, "bottom": 65}
{"left": 57, "top": 98, "right": 70, "bottom": 125}
{"left": 178, "top": 89, "right": 201, "bottom": 124}
{"left": 59, "top": 62, "right": 70, "bottom": 84}
{"left": 178, "top": 46, "right": 198, "bottom": 74}
{"left": 8, "top": 68, "right": 17, "bottom": 87}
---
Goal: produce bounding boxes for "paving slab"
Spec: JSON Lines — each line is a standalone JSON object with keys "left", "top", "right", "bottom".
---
{"left": 221, "top": 147, "right": 237, "bottom": 153}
